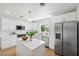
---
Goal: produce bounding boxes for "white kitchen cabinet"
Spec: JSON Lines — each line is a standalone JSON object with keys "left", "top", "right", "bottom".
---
{"left": 0, "top": 18, "right": 17, "bottom": 49}
{"left": 0, "top": 17, "right": 35, "bottom": 50}
{"left": 0, "top": 17, "right": 36, "bottom": 50}
{"left": 0, "top": 31, "right": 17, "bottom": 50}
{"left": 62, "top": 12, "right": 77, "bottom": 21}
{"left": 1, "top": 18, "right": 17, "bottom": 30}
{"left": 15, "top": 20, "right": 33, "bottom": 30}
{"left": 0, "top": 18, "right": 33, "bottom": 30}
{"left": 53, "top": 16, "right": 63, "bottom": 23}
{"left": 53, "top": 12, "right": 76, "bottom": 23}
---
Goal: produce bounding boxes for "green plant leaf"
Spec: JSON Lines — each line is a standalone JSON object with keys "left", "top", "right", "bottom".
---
{"left": 26, "top": 31, "right": 37, "bottom": 37}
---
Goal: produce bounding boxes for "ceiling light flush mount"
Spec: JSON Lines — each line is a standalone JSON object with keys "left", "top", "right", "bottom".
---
{"left": 28, "top": 10, "right": 32, "bottom": 18}
{"left": 20, "top": 16, "right": 23, "bottom": 18}
{"left": 40, "top": 3, "right": 45, "bottom": 7}
{"left": 6, "top": 11, "right": 11, "bottom": 14}
{"left": 49, "top": 10, "right": 52, "bottom": 14}
{"left": 28, "top": 11, "right": 31, "bottom": 13}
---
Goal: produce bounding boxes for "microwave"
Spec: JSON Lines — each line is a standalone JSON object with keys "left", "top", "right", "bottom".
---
{"left": 16, "top": 25, "right": 25, "bottom": 30}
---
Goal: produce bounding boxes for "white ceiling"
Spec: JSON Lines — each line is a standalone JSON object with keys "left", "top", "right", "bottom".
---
{"left": 0, "top": 3, "right": 77, "bottom": 22}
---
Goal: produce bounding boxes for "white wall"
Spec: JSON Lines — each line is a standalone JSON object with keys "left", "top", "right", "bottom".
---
{"left": 49, "top": 17, "right": 55, "bottom": 49}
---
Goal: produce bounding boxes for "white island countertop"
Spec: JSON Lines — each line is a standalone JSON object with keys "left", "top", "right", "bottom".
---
{"left": 16, "top": 38, "right": 45, "bottom": 56}
{"left": 20, "top": 39, "right": 45, "bottom": 50}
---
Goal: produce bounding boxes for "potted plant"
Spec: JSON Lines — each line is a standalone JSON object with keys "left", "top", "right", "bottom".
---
{"left": 26, "top": 31, "right": 37, "bottom": 41}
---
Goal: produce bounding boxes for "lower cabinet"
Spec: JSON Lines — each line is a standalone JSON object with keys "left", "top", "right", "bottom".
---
{"left": 0, "top": 31, "right": 17, "bottom": 50}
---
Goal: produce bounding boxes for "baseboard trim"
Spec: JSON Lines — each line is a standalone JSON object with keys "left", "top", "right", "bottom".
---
{"left": 0, "top": 45, "right": 16, "bottom": 50}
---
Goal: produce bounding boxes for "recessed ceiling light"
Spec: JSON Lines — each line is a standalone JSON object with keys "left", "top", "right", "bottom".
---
{"left": 28, "top": 11, "right": 31, "bottom": 13}
{"left": 49, "top": 10, "right": 52, "bottom": 14}
{"left": 6, "top": 11, "right": 11, "bottom": 14}
{"left": 20, "top": 16, "right": 23, "bottom": 18}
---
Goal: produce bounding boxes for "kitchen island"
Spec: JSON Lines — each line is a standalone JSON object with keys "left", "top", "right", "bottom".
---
{"left": 16, "top": 38, "right": 45, "bottom": 56}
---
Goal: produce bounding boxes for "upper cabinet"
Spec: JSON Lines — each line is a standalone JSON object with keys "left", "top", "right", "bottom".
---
{"left": 52, "top": 16, "right": 63, "bottom": 23}
{"left": 62, "top": 12, "right": 77, "bottom": 22}
{"left": 0, "top": 18, "right": 33, "bottom": 30}
{"left": 76, "top": 4, "right": 79, "bottom": 21}
{"left": 1, "top": 18, "right": 17, "bottom": 30}
{"left": 53, "top": 11, "right": 77, "bottom": 23}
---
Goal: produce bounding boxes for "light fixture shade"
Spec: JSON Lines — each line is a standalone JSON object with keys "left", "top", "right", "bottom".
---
{"left": 6, "top": 11, "right": 11, "bottom": 14}
{"left": 40, "top": 3, "right": 45, "bottom": 7}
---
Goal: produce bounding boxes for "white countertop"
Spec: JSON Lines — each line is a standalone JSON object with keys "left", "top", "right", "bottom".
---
{"left": 17, "top": 38, "right": 45, "bottom": 50}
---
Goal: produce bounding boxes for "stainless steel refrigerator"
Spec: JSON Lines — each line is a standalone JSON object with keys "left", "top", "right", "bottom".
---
{"left": 55, "top": 21, "right": 79, "bottom": 56}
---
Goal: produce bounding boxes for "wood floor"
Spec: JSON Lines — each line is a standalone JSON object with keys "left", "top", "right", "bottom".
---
{"left": 44, "top": 48, "right": 56, "bottom": 56}
{"left": 0, "top": 46, "right": 57, "bottom": 56}
{"left": 0, "top": 46, "right": 16, "bottom": 56}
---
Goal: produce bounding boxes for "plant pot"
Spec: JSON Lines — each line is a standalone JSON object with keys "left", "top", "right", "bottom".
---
{"left": 22, "top": 36, "right": 28, "bottom": 41}
{"left": 29, "top": 37, "right": 32, "bottom": 41}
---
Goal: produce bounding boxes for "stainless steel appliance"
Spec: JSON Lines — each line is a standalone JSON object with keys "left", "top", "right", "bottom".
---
{"left": 16, "top": 25, "right": 25, "bottom": 30}
{"left": 55, "top": 21, "right": 79, "bottom": 56}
